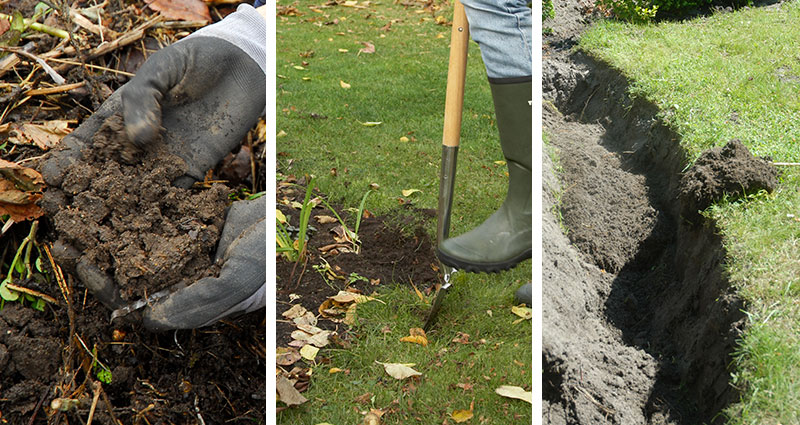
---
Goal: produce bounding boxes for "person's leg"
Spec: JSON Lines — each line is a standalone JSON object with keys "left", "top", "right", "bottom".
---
{"left": 436, "top": 0, "right": 532, "bottom": 273}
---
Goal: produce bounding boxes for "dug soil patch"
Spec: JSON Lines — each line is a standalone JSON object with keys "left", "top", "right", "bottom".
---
{"left": 275, "top": 177, "right": 439, "bottom": 347}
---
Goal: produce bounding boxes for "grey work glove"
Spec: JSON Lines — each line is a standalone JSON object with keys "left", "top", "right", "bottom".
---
{"left": 41, "top": 7, "right": 266, "bottom": 331}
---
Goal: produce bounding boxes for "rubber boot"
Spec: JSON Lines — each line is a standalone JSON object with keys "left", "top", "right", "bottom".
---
{"left": 437, "top": 80, "right": 532, "bottom": 272}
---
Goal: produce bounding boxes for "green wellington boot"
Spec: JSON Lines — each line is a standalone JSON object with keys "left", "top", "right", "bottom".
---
{"left": 437, "top": 80, "right": 532, "bottom": 273}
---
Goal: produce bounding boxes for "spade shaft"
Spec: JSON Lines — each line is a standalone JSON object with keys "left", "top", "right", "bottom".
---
{"left": 424, "top": 0, "right": 469, "bottom": 331}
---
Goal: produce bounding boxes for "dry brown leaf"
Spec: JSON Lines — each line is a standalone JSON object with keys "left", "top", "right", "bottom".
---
{"left": 315, "top": 215, "right": 338, "bottom": 224}
{"left": 146, "top": 0, "right": 210, "bottom": 22}
{"left": 282, "top": 304, "right": 308, "bottom": 319}
{"left": 8, "top": 120, "right": 73, "bottom": 150}
{"left": 276, "top": 347, "right": 302, "bottom": 366}
{"left": 452, "top": 332, "right": 470, "bottom": 345}
{"left": 0, "top": 159, "right": 45, "bottom": 222}
{"left": 358, "top": 41, "right": 375, "bottom": 54}
{"left": 293, "top": 311, "right": 318, "bottom": 327}
{"left": 362, "top": 410, "right": 382, "bottom": 425}
{"left": 276, "top": 375, "right": 308, "bottom": 406}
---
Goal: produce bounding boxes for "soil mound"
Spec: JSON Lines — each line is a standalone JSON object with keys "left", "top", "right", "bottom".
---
{"left": 41, "top": 115, "right": 230, "bottom": 300}
{"left": 679, "top": 139, "right": 779, "bottom": 219}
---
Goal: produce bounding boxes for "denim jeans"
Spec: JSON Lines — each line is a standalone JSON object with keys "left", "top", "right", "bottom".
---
{"left": 460, "top": 0, "right": 532, "bottom": 81}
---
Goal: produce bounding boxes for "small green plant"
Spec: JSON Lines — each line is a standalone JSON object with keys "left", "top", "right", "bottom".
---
{"left": 347, "top": 272, "right": 369, "bottom": 286}
{"left": 1, "top": 221, "right": 45, "bottom": 308}
{"left": 276, "top": 177, "right": 315, "bottom": 262}
{"left": 543, "top": 0, "right": 555, "bottom": 21}
{"left": 91, "top": 345, "right": 113, "bottom": 384}
{"left": 596, "top": 0, "right": 658, "bottom": 23}
{"left": 312, "top": 258, "right": 344, "bottom": 290}
{"left": 320, "top": 188, "right": 373, "bottom": 255}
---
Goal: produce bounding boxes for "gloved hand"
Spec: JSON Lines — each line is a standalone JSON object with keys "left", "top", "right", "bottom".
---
{"left": 41, "top": 5, "right": 266, "bottom": 331}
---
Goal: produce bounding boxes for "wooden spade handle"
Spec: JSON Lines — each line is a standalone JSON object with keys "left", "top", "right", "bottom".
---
{"left": 442, "top": 0, "right": 469, "bottom": 148}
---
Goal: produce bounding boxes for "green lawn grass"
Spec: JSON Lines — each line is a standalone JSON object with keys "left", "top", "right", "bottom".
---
{"left": 580, "top": 2, "right": 800, "bottom": 423}
{"left": 276, "top": 1, "right": 532, "bottom": 423}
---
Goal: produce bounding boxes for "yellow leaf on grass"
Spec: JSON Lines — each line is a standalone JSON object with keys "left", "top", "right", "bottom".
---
{"left": 495, "top": 385, "right": 532, "bottom": 403}
{"left": 300, "top": 344, "right": 319, "bottom": 361}
{"left": 340, "top": 80, "right": 351, "bottom": 89}
{"left": 338, "top": 48, "right": 349, "bottom": 53}
{"left": 410, "top": 282, "right": 426, "bottom": 304}
{"left": 277, "top": 130, "right": 288, "bottom": 138}
{"left": 294, "top": 65, "right": 306, "bottom": 70}
{"left": 361, "top": 121, "right": 382, "bottom": 126}
{"left": 329, "top": 367, "right": 344, "bottom": 374}
{"left": 375, "top": 361, "right": 422, "bottom": 380}
{"left": 400, "top": 335, "right": 428, "bottom": 346}
{"left": 401, "top": 189, "right": 421, "bottom": 197}
{"left": 399, "top": 136, "right": 409, "bottom": 142}
{"left": 451, "top": 408, "right": 473, "bottom": 423}
{"left": 399, "top": 328, "right": 428, "bottom": 346}
{"left": 511, "top": 305, "right": 532, "bottom": 320}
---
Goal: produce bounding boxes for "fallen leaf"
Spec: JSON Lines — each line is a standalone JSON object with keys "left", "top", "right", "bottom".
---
{"left": 511, "top": 305, "right": 532, "bottom": 321}
{"left": 361, "top": 121, "right": 382, "bottom": 126}
{"left": 494, "top": 160, "right": 506, "bottom": 165}
{"left": 276, "top": 209, "right": 288, "bottom": 224}
{"left": 276, "top": 347, "right": 302, "bottom": 366}
{"left": 451, "top": 405, "right": 473, "bottom": 423}
{"left": 399, "top": 136, "right": 409, "bottom": 142}
{"left": 282, "top": 304, "right": 308, "bottom": 319}
{"left": 353, "top": 392, "right": 372, "bottom": 404}
{"left": 376, "top": 361, "right": 422, "bottom": 380}
{"left": 452, "top": 332, "right": 470, "bottom": 344}
{"left": 362, "top": 410, "right": 381, "bottom": 425}
{"left": 8, "top": 120, "right": 72, "bottom": 150}
{"left": 399, "top": 328, "right": 428, "bottom": 346}
{"left": 456, "top": 382, "right": 474, "bottom": 391}
{"left": 294, "top": 65, "right": 306, "bottom": 70}
{"left": 399, "top": 335, "right": 428, "bottom": 346}
{"left": 0, "top": 159, "right": 45, "bottom": 222}
{"left": 340, "top": 80, "right": 351, "bottom": 89}
{"left": 300, "top": 344, "right": 319, "bottom": 361}
{"left": 410, "top": 282, "right": 426, "bottom": 303}
{"left": 495, "top": 385, "right": 532, "bottom": 403}
{"left": 293, "top": 311, "right": 317, "bottom": 327}
{"left": 358, "top": 41, "right": 375, "bottom": 54}
{"left": 146, "top": 0, "right": 210, "bottom": 22}
{"left": 401, "top": 189, "right": 421, "bottom": 197}
{"left": 276, "top": 375, "right": 308, "bottom": 406}
{"left": 329, "top": 367, "right": 344, "bottom": 374}
{"left": 315, "top": 215, "right": 338, "bottom": 224}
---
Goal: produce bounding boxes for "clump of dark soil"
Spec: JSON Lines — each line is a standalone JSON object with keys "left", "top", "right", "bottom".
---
{"left": 42, "top": 114, "right": 230, "bottom": 300}
{"left": 275, "top": 177, "right": 438, "bottom": 347}
{"left": 679, "top": 139, "right": 779, "bottom": 220}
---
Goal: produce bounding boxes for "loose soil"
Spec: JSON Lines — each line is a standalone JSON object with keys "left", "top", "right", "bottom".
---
{"left": 275, "top": 176, "right": 439, "bottom": 347}
{"left": 41, "top": 114, "right": 229, "bottom": 301}
{"left": 542, "top": 2, "right": 778, "bottom": 424}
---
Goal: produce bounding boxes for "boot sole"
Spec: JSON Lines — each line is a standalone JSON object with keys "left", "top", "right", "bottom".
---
{"left": 435, "top": 248, "right": 532, "bottom": 274}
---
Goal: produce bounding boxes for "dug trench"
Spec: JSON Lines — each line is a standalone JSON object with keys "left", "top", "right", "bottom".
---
{"left": 541, "top": 49, "right": 777, "bottom": 423}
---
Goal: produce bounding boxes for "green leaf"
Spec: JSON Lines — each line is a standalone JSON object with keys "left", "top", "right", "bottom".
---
{"left": 96, "top": 368, "right": 113, "bottom": 384}
{"left": 0, "top": 281, "right": 19, "bottom": 301}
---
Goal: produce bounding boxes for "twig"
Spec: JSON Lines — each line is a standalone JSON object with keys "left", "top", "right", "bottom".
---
{"left": 0, "top": 46, "right": 65, "bottom": 84}
{"left": 0, "top": 41, "right": 35, "bottom": 76}
{"left": 85, "top": 381, "right": 101, "bottom": 425}
{"left": 44, "top": 57, "right": 134, "bottom": 76}
{"left": 24, "top": 81, "right": 85, "bottom": 96}
{"left": 99, "top": 383, "right": 121, "bottom": 425}
{"left": 5, "top": 283, "right": 58, "bottom": 304}
{"left": 0, "top": 12, "right": 70, "bottom": 39}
